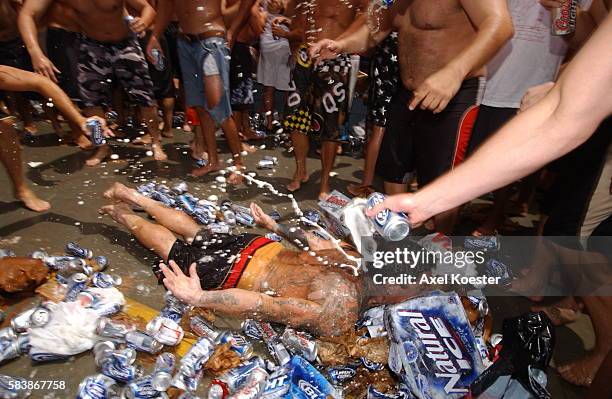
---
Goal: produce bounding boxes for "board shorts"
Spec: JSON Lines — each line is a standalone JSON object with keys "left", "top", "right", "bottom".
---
{"left": 139, "top": 33, "right": 176, "bottom": 101}
{"left": 177, "top": 35, "right": 232, "bottom": 124}
{"left": 77, "top": 35, "right": 156, "bottom": 108}
{"left": 367, "top": 32, "right": 400, "bottom": 129}
{"left": 230, "top": 42, "right": 255, "bottom": 111}
{"left": 376, "top": 77, "right": 483, "bottom": 185}
{"left": 164, "top": 22, "right": 182, "bottom": 79}
{"left": 162, "top": 231, "right": 282, "bottom": 290}
{"left": 46, "top": 27, "right": 82, "bottom": 104}
{"left": 466, "top": 105, "right": 517, "bottom": 155}
{"left": 283, "top": 44, "right": 351, "bottom": 141}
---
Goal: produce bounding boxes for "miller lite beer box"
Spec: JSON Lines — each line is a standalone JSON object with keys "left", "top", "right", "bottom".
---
{"left": 384, "top": 292, "right": 485, "bottom": 399}
{"left": 317, "top": 190, "right": 351, "bottom": 238}
{"left": 260, "top": 355, "right": 341, "bottom": 399}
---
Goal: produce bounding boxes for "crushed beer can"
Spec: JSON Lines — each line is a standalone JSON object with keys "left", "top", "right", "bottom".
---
{"left": 190, "top": 316, "right": 221, "bottom": 341}
{"left": 94, "top": 255, "right": 109, "bottom": 271}
{"left": 100, "top": 356, "right": 143, "bottom": 383}
{"left": 280, "top": 328, "right": 317, "bottom": 362}
{"left": 464, "top": 235, "right": 499, "bottom": 252}
{"left": 92, "top": 272, "right": 122, "bottom": 288}
{"left": 361, "top": 357, "right": 385, "bottom": 372}
{"left": 260, "top": 356, "right": 340, "bottom": 399}
{"left": 227, "top": 367, "right": 269, "bottom": 399}
{"left": 268, "top": 210, "right": 281, "bottom": 222}
{"left": 265, "top": 233, "right": 283, "bottom": 242}
{"left": 125, "top": 331, "right": 163, "bottom": 354}
{"left": 216, "top": 331, "right": 253, "bottom": 359}
{"left": 0, "top": 338, "right": 21, "bottom": 363}
{"left": 254, "top": 322, "right": 291, "bottom": 366}
{"left": 151, "top": 353, "right": 176, "bottom": 391}
{"left": 179, "top": 337, "right": 216, "bottom": 377}
{"left": 241, "top": 319, "right": 263, "bottom": 340}
{"left": 29, "top": 305, "right": 51, "bottom": 328}
{"left": 77, "top": 374, "right": 118, "bottom": 399}
{"left": 172, "top": 370, "right": 203, "bottom": 392}
{"left": 215, "top": 357, "right": 267, "bottom": 393}
{"left": 146, "top": 316, "right": 184, "bottom": 346}
{"left": 0, "top": 328, "right": 16, "bottom": 341}
{"left": 64, "top": 273, "right": 89, "bottom": 302}
{"left": 210, "top": 223, "right": 232, "bottom": 234}
{"left": 29, "top": 348, "right": 70, "bottom": 362}
{"left": 484, "top": 258, "right": 513, "bottom": 287}
{"left": 11, "top": 308, "right": 36, "bottom": 333}
{"left": 124, "top": 375, "right": 170, "bottom": 399}
{"left": 384, "top": 292, "right": 485, "bottom": 399}
{"left": 65, "top": 242, "right": 94, "bottom": 259}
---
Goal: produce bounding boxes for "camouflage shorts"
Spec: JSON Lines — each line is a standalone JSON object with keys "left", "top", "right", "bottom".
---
{"left": 77, "top": 35, "right": 155, "bottom": 108}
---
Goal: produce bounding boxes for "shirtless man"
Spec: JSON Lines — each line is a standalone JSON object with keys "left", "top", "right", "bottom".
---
{"left": 278, "top": 0, "right": 367, "bottom": 199}
{"left": 19, "top": 0, "right": 169, "bottom": 166}
{"left": 312, "top": 0, "right": 513, "bottom": 232}
{"left": 370, "top": 11, "right": 612, "bottom": 388}
{"left": 100, "top": 182, "right": 364, "bottom": 336}
{"left": 0, "top": 66, "right": 111, "bottom": 211}
{"left": 19, "top": 0, "right": 91, "bottom": 149}
{"left": 147, "top": 0, "right": 256, "bottom": 183}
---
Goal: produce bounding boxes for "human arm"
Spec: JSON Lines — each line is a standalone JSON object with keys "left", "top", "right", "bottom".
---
{"left": 160, "top": 261, "right": 329, "bottom": 334}
{"left": 368, "top": 14, "right": 612, "bottom": 224}
{"left": 408, "top": 0, "right": 513, "bottom": 113}
{"left": 0, "top": 66, "right": 112, "bottom": 137}
{"left": 125, "top": 0, "right": 157, "bottom": 34}
{"left": 147, "top": 0, "right": 174, "bottom": 62}
{"left": 18, "top": 0, "right": 59, "bottom": 82}
{"left": 227, "top": 0, "right": 257, "bottom": 48}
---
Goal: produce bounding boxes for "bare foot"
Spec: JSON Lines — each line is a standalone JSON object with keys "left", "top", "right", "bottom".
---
{"left": 99, "top": 202, "right": 134, "bottom": 225}
{"left": 241, "top": 129, "right": 265, "bottom": 141}
{"left": 153, "top": 145, "right": 168, "bottom": 161}
{"left": 241, "top": 142, "right": 257, "bottom": 154}
{"left": 189, "top": 141, "right": 208, "bottom": 161}
{"left": 85, "top": 145, "right": 112, "bottom": 167}
{"left": 227, "top": 172, "right": 244, "bottom": 185}
{"left": 132, "top": 134, "right": 152, "bottom": 145}
{"left": 103, "top": 182, "right": 135, "bottom": 204}
{"left": 16, "top": 188, "right": 50, "bottom": 212}
{"left": 318, "top": 191, "right": 330, "bottom": 201}
{"left": 190, "top": 163, "right": 221, "bottom": 177}
{"left": 558, "top": 352, "right": 608, "bottom": 387}
{"left": 73, "top": 134, "right": 93, "bottom": 150}
{"left": 250, "top": 202, "right": 276, "bottom": 230}
{"left": 286, "top": 173, "right": 309, "bottom": 192}
{"left": 347, "top": 184, "right": 375, "bottom": 198}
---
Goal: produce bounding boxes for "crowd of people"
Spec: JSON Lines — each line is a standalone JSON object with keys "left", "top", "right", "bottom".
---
{"left": 0, "top": 0, "right": 611, "bottom": 391}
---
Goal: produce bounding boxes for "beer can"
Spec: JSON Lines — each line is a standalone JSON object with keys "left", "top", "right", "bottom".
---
{"left": 257, "top": 159, "right": 276, "bottom": 169}
{"left": 0, "top": 328, "right": 17, "bottom": 341}
{"left": 0, "top": 338, "right": 21, "bottom": 363}
{"left": 65, "top": 242, "right": 94, "bottom": 259}
{"left": 190, "top": 316, "right": 221, "bottom": 341}
{"left": 367, "top": 192, "right": 410, "bottom": 241}
{"left": 0, "top": 249, "right": 16, "bottom": 259}
{"left": 172, "top": 181, "right": 189, "bottom": 194}
{"left": 209, "top": 222, "right": 232, "bottom": 234}
{"left": 227, "top": 367, "right": 269, "bottom": 399}
{"left": 87, "top": 119, "right": 106, "bottom": 146}
{"left": 76, "top": 374, "right": 118, "bottom": 399}
{"left": 218, "top": 357, "right": 267, "bottom": 392}
{"left": 29, "top": 348, "right": 70, "bottom": 362}
{"left": 29, "top": 306, "right": 51, "bottom": 328}
{"left": 268, "top": 210, "right": 281, "bottom": 222}
{"left": 125, "top": 331, "right": 163, "bottom": 354}
{"left": 151, "top": 49, "right": 166, "bottom": 71}
{"left": 235, "top": 212, "right": 255, "bottom": 227}
{"left": 46, "top": 255, "right": 87, "bottom": 272}
{"left": 216, "top": 332, "right": 253, "bottom": 359}
{"left": 94, "top": 255, "right": 109, "bottom": 271}
{"left": 179, "top": 337, "right": 215, "bottom": 377}
{"left": 101, "top": 358, "right": 143, "bottom": 383}
{"left": 280, "top": 328, "right": 317, "bottom": 362}
{"left": 209, "top": 381, "right": 229, "bottom": 399}
{"left": 464, "top": 235, "right": 500, "bottom": 251}
{"left": 124, "top": 375, "right": 169, "bottom": 399}
{"left": 146, "top": 316, "right": 184, "bottom": 346}
{"left": 11, "top": 308, "right": 36, "bottom": 333}
{"left": 64, "top": 273, "right": 89, "bottom": 302}
{"left": 265, "top": 233, "right": 282, "bottom": 242}
{"left": 152, "top": 353, "right": 176, "bottom": 390}
{"left": 326, "top": 365, "right": 357, "bottom": 385}
{"left": 266, "top": 339, "right": 291, "bottom": 366}
{"left": 151, "top": 191, "right": 176, "bottom": 207}
{"left": 552, "top": 0, "right": 577, "bottom": 36}
{"left": 93, "top": 341, "right": 116, "bottom": 365}
{"left": 241, "top": 319, "right": 263, "bottom": 340}
{"left": 172, "top": 370, "right": 203, "bottom": 392}
{"left": 92, "top": 272, "right": 122, "bottom": 288}
{"left": 151, "top": 371, "right": 173, "bottom": 392}
{"left": 16, "top": 334, "right": 31, "bottom": 355}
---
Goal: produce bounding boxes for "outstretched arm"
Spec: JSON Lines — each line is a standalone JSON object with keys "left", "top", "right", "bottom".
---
{"left": 0, "top": 66, "right": 112, "bottom": 137}
{"left": 369, "top": 14, "right": 612, "bottom": 224}
{"left": 161, "top": 261, "right": 331, "bottom": 334}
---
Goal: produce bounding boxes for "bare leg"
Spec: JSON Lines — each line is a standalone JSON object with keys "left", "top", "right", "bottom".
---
{"left": 263, "top": 86, "right": 274, "bottom": 130}
{"left": 235, "top": 110, "right": 258, "bottom": 140}
{"left": 472, "top": 186, "right": 513, "bottom": 236}
{"left": 103, "top": 182, "right": 200, "bottom": 241}
{"left": 160, "top": 97, "right": 175, "bottom": 138}
{"left": 189, "top": 125, "right": 208, "bottom": 160}
{"left": 140, "top": 106, "right": 168, "bottom": 161}
{"left": 433, "top": 208, "right": 459, "bottom": 235}
{"left": 0, "top": 119, "right": 50, "bottom": 212}
{"left": 219, "top": 115, "right": 245, "bottom": 184}
{"left": 191, "top": 108, "right": 221, "bottom": 176}
{"left": 348, "top": 125, "right": 385, "bottom": 196}
{"left": 384, "top": 181, "right": 408, "bottom": 195}
{"left": 319, "top": 140, "right": 339, "bottom": 200}
{"left": 84, "top": 107, "right": 112, "bottom": 167}
{"left": 13, "top": 94, "right": 37, "bottom": 134}
{"left": 100, "top": 203, "right": 177, "bottom": 260}
{"left": 287, "top": 131, "right": 309, "bottom": 192}
{"left": 68, "top": 119, "right": 93, "bottom": 149}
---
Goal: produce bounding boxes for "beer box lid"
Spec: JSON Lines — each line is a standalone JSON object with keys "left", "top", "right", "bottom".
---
{"left": 384, "top": 292, "right": 485, "bottom": 399}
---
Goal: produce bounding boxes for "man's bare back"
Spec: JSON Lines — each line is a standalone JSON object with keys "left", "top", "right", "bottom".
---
{"left": 310, "top": 0, "right": 364, "bottom": 42}
{"left": 392, "top": 0, "right": 483, "bottom": 90}
{"left": 174, "top": 0, "right": 226, "bottom": 34}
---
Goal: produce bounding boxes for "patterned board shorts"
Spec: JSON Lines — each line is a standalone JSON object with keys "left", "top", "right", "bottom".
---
{"left": 367, "top": 32, "right": 400, "bottom": 128}
{"left": 230, "top": 42, "right": 255, "bottom": 110}
{"left": 283, "top": 44, "right": 351, "bottom": 141}
{"left": 77, "top": 35, "right": 156, "bottom": 108}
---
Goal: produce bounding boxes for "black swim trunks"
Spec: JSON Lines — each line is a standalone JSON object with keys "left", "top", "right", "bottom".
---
{"left": 283, "top": 44, "right": 351, "bottom": 141}
{"left": 367, "top": 32, "right": 400, "bottom": 129}
{"left": 0, "top": 37, "right": 33, "bottom": 71}
{"left": 77, "top": 35, "right": 156, "bottom": 108}
{"left": 139, "top": 33, "right": 176, "bottom": 101}
{"left": 164, "top": 231, "right": 275, "bottom": 290}
{"left": 46, "top": 28, "right": 82, "bottom": 103}
{"left": 230, "top": 42, "right": 255, "bottom": 111}
{"left": 376, "top": 77, "right": 483, "bottom": 185}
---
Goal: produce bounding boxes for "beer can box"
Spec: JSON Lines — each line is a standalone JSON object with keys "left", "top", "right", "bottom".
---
{"left": 316, "top": 190, "right": 351, "bottom": 238}
{"left": 384, "top": 292, "right": 485, "bottom": 399}
{"left": 261, "top": 355, "right": 341, "bottom": 399}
